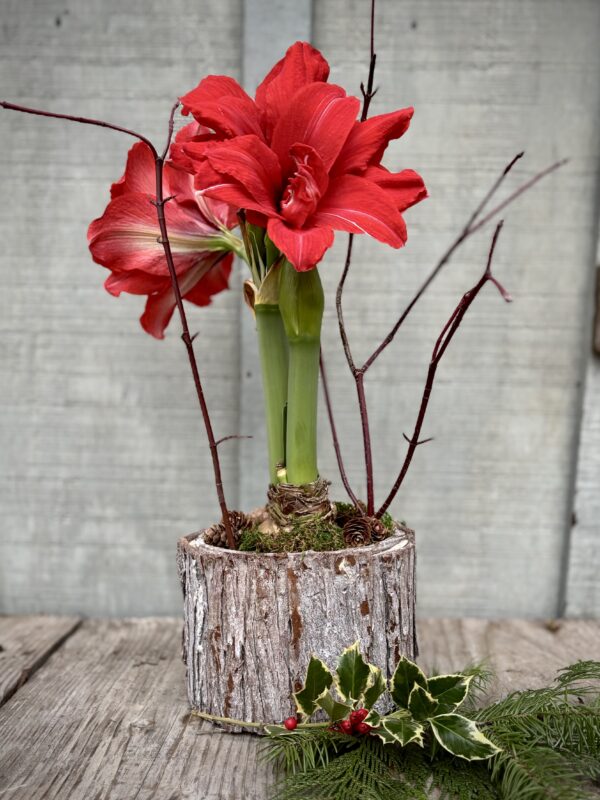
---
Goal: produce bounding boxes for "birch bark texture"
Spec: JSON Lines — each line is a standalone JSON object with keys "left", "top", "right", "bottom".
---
{"left": 177, "top": 526, "right": 416, "bottom": 727}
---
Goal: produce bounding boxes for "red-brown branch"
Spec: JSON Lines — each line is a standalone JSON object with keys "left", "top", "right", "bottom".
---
{"left": 361, "top": 154, "right": 566, "bottom": 374}
{"left": 152, "top": 105, "right": 234, "bottom": 548}
{"left": 0, "top": 100, "right": 158, "bottom": 157}
{"left": 319, "top": 351, "right": 361, "bottom": 508}
{"left": 335, "top": 0, "right": 379, "bottom": 515}
{"left": 376, "top": 222, "right": 510, "bottom": 518}
{"left": 2, "top": 98, "right": 236, "bottom": 548}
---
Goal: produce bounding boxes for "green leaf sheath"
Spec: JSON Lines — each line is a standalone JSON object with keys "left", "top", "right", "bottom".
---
{"left": 285, "top": 338, "right": 320, "bottom": 484}
{"left": 278, "top": 262, "right": 324, "bottom": 486}
{"left": 255, "top": 304, "right": 289, "bottom": 483}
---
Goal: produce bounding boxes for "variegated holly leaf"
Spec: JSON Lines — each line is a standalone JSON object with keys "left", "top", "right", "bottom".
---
{"left": 335, "top": 642, "right": 371, "bottom": 703}
{"left": 363, "top": 664, "right": 386, "bottom": 709}
{"left": 429, "top": 714, "right": 501, "bottom": 761}
{"left": 390, "top": 656, "right": 428, "bottom": 708}
{"left": 427, "top": 673, "right": 473, "bottom": 713}
{"left": 316, "top": 689, "right": 353, "bottom": 722}
{"left": 365, "top": 709, "right": 381, "bottom": 727}
{"left": 294, "top": 656, "right": 333, "bottom": 716}
{"left": 408, "top": 684, "right": 439, "bottom": 720}
{"left": 380, "top": 710, "right": 424, "bottom": 747}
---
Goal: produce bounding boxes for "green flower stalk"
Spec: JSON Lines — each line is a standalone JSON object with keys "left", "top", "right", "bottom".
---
{"left": 255, "top": 302, "right": 288, "bottom": 483}
{"left": 239, "top": 223, "right": 290, "bottom": 484}
{"left": 278, "top": 260, "right": 325, "bottom": 485}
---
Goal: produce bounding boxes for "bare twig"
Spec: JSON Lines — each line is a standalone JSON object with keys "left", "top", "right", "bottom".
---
{"left": 153, "top": 109, "right": 235, "bottom": 548}
{"left": 376, "top": 222, "right": 510, "bottom": 518}
{"left": 361, "top": 154, "right": 566, "bottom": 374}
{"left": 2, "top": 98, "right": 237, "bottom": 547}
{"left": 215, "top": 435, "right": 253, "bottom": 447}
{"left": 319, "top": 351, "right": 361, "bottom": 508}
{"left": 334, "top": 0, "right": 379, "bottom": 514}
{"left": 0, "top": 100, "right": 158, "bottom": 157}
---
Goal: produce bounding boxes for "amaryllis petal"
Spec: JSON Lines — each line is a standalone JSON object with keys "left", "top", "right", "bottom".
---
{"left": 185, "top": 253, "right": 232, "bottom": 305}
{"left": 169, "top": 121, "right": 215, "bottom": 173}
{"left": 280, "top": 143, "right": 329, "bottom": 227}
{"left": 313, "top": 175, "right": 407, "bottom": 247}
{"left": 104, "top": 269, "right": 167, "bottom": 296}
{"left": 332, "top": 108, "right": 414, "bottom": 176}
{"left": 267, "top": 217, "right": 334, "bottom": 271}
{"left": 271, "top": 83, "right": 360, "bottom": 174}
{"left": 180, "top": 75, "right": 263, "bottom": 139}
{"left": 363, "top": 166, "right": 428, "bottom": 212}
{"left": 110, "top": 142, "right": 156, "bottom": 198}
{"left": 255, "top": 41, "right": 330, "bottom": 134}
{"left": 140, "top": 254, "right": 232, "bottom": 339}
{"left": 88, "top": 193, "right": 222, "bottom": 275}
{"left": 193, "top": 136, "right": 282, "bottom": 217}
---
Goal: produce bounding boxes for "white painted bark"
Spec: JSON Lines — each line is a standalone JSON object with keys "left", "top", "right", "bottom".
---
{"left": 177, "top": 525, "right": 416, "bottom": 729}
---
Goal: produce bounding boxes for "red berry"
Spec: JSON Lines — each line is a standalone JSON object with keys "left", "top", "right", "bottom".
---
{"left": 339, "top": 719, "right": 354, "bottom": 735}
{"left": 356, "top": 722, "right": 371, "bottom": 735}
{"left": 283, "top": 717, "right": 298, "bottom": 731}
{"left": 351, "top": 708, "right": 369, "bottom": 724}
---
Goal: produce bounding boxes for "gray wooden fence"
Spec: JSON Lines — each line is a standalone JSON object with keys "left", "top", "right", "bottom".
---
{"left": 1, "top": 0, "right": 599, "bottom": 618}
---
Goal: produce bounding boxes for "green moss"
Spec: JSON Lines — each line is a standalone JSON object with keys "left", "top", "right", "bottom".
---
{"left": 239, "top": 517, "right": 345, "bottom": 554}
{"left": 237, "top": 501, "right": 400, "bottom": 554}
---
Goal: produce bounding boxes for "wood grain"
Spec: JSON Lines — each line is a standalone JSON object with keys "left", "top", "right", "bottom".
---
{"left": 565, "top": 230, "right": 600, "bottom": 616}
{"left": 1, "top": 0, "right": 600, "bottom": 619}
{"left": 1, "top": 617, "right": 600, "bottom": 799}
{"left": 0, "top": 614, "right": 80, "bottom": 705}
{"left": 0, "top": 0, "right": 244, "bottom": 617}
{"left": 0, "top": 618, "right": 274, "bottom": 800}
{"left": 178, "top": 526, "right": 416, "bottom": 727}
{"left": 306, "top": 0, "right": 600, "bottom": 618}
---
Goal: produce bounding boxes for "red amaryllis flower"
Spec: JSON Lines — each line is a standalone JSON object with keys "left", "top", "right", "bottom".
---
{"left": 176, "top": 42, "right": 426, "bottom": 272}
{"left": 88, "top": 141, "right": 242, "bottom": 338}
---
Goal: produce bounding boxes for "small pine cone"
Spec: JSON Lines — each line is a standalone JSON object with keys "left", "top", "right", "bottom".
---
{"left": 204, "top": 523, "right": 225, "bottom": 547}
{"left": 226, "top": 510, "right": 251, "bottom": 533}
{"left": 334, "top": 501, "right": 366, "bottom": 528}
{"left": 205, "top": 520, "right": 242, "bottom": 549}
{"left": 343, "top": 516, "right": 372, "bottom": 548}
{"left": 369, "top": 518, "right": 388, "bottom": 542}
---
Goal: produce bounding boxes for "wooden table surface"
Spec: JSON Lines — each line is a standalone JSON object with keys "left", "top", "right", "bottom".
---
{"left": 0, "top": 616, "right": 599, "bottom": 799}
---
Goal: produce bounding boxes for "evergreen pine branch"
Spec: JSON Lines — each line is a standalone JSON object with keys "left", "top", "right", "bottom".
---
{"left": 489, "top": 742, "right": 598, "bottom": 800}
{"left": 261, "top": 729, "right": 351, "bottom": 774}
{"left": 266, "top": 660, "right": 600, "bottom": 800}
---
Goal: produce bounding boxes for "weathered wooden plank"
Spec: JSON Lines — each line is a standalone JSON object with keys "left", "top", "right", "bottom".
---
{"left": 308, "top": 0, "right": 600, "bottom": 618}
{"left": 0, "top": 618, "right": 274, "bottom": 800}
{"left": 0, "top": 0, "right": 244, "bottom": 617}
{"left": 565, "top": 230, "right": 600, "bottom": 616}
{"left": 418, "top": 618, "right": 600, "bottom": 701}
{"left": 1, "top": 618, "right": 599, "bottom": 799}
{"left": 2, "top": 0, "right": 600, "bottom": 621}
{"left": 0, "top": 614, "right": 80, "bottom": 705}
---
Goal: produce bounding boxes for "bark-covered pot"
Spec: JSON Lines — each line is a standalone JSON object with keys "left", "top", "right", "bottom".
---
{"left": 177, "top": 523, "right": 416, "bottom": 731}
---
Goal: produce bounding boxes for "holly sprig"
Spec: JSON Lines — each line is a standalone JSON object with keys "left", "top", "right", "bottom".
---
{"left": 266, "top": 643, "right": 500, "bottom": 762}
